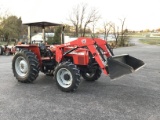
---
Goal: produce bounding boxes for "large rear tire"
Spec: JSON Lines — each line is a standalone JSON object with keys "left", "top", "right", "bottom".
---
{"left": 54, "top": 62, "right": 81, "bottom": 92}
{"left": 81, "top": 67, "right": 102, "bottom": 81}
{"left": 12, "top": 50, "right": 39, "bottom": 83}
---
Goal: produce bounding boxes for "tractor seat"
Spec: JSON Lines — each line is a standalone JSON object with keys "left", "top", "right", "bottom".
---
{"left": 39, "top": 43, "right": 53, "bottom": 57}
{"left": 39, "top": 43, "right": 47, "bottom": 51}
{"left": 39, "top": 43, "right": 47, "bottom": 55}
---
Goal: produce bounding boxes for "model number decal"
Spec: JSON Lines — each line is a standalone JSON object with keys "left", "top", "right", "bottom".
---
{"left": 70, "top": 51, "right": 85, "bottom": 55}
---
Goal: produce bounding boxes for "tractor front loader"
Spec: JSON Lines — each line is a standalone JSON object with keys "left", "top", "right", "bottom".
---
{"left": 12, "top": 22, "right": 144, "bottom": 92}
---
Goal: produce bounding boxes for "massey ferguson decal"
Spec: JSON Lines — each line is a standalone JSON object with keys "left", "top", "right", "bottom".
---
{"left": 81, "top": 39, "right": 86, "bottom": 44}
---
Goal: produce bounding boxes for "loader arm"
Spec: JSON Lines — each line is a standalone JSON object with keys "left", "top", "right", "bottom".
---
{"left": 55, "top": 37, "right": 111, "bottom": 75}
{"left": 87, "top": 45, "right": 109, "bottom": 75}
{"left": 94, "top": 38, "right": 114, "bottom": 56}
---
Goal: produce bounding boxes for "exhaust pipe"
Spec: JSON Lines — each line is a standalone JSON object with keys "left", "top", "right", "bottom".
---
{"left": 107, "top": 54, "right": 145, "bottom": 79}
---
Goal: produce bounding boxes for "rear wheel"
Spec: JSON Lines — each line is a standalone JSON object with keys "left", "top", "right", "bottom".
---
{"left": 81, "top": 67, "right": 102, "bottom": 81}
{"left": 0, "top": 46, "right": 3, "bottom": 55}
{"left": 12, "top": 50, "right": 39, "bottom": 83}
{"left": 54, "top": 62, "right": 81, "bottom": 92}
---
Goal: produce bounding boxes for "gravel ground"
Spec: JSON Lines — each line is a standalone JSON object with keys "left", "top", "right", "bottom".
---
{"left": 0, "top": 38, "right": 160, "bottom": 120}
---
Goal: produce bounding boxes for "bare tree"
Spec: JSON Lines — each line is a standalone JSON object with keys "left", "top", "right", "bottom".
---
{"left": 68, "top": 3, "right": 100, "bottom": 37}
{"left": 79, "top": 3, "right": 87, "bottom": 36}
{"left": 103, "top": 21, "right": 112, "bottom": 40}
{"left": 119, "top": 18, "right": 127, "bottom": 46}
{"left": 82, "top": 8, "right": 100, "bottom": 37}
{"left": 91, "top": 20, "right": 97, "bottom": 38}
{"left": 110, "top": 23, "right": 119, "bottom": 46}
{"left": 69, "top": 5, "right": 80, "bottom": 37}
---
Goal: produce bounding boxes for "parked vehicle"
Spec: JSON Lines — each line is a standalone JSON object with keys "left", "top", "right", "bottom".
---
{"left": 0, "top": 45, "right": 16, "bottom": 55}
{"left": 12, "top": 22, "right": 145, "bottom": 92}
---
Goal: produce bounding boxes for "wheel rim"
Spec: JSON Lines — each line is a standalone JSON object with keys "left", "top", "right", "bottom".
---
{"left": 56, "top": 68, "right": 73, "bottom": 88}
{"left": 85, "top": 69, "right": 97, "bottom": 78}
{"left": 86, "top": 72, "right": 94, "bottom": 78}
{"left": 15, "top": 56, "right": 29, "bottom": 77}
{"left": 0, "top": 48, "right": 1, "bottom": 54}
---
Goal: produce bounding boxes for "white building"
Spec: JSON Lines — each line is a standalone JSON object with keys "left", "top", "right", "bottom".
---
{"left": 31, "top": 33, "right": 55, "bottom": 43}
{"left": 150, "top": 33, "right": 160, "bottom": 37}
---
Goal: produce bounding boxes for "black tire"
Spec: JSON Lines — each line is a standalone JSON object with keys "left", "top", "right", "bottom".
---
{"left": 12, "top": 50, "right": 39, "bottom": 83}
{"left": 81, "top": 67, "right": 102, "bottom": 81}
{"left": 54, "top": 61, "right": 81, "bottom": 92}
{"left": 0, "top": 46, "right": 3, "bottom": 55}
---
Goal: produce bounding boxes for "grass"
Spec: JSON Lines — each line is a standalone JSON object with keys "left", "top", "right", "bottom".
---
{"left": 139, "top": 38, "right": 160, "bottom": 45}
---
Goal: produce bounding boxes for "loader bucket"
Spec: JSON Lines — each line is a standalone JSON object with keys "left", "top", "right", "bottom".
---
{"left": 107, "top": 54, "right": 145, "bottom": 79}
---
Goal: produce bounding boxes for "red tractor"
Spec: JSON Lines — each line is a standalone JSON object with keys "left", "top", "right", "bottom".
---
{"left": 12, "top": 22, "right": 144, "bottom": 92}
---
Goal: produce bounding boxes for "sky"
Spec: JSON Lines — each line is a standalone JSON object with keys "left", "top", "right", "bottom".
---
{"left": 0, "top": 0, "right": 160, "bottom": 31}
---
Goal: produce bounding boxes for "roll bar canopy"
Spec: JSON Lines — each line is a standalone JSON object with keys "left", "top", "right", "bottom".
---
{"left": 23, "top": 21, "right": 62, "bottom": 43}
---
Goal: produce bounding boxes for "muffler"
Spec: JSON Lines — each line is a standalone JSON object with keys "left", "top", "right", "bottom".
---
{"left": 107, "top": 54, "right": 145, "bottom": 79}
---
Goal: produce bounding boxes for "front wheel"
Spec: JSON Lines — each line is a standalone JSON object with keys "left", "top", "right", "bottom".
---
{"left": 12, "top": 50, "right": 39, "bottom": 83}
{"left": 54, "top": 62, "right": 81, "bottom": 92}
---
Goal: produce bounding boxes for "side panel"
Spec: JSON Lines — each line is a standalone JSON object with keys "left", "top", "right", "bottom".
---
{"left": 66, "top": 49, "right": 89, "bottom": 65}
{"left": 53, "top": 46, "right": 90, "bottom": 65}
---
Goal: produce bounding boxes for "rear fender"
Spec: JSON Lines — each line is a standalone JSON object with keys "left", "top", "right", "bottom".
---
{"left": 16, "top": 45, "right": 42, "bottom": 65}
